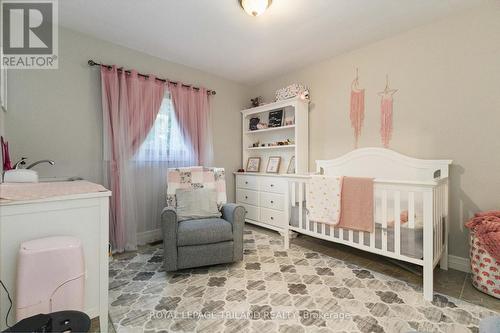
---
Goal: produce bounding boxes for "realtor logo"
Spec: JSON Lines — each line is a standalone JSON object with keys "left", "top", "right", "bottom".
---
{"left": 1, "top": 0, "right": 58, "bottom": 69}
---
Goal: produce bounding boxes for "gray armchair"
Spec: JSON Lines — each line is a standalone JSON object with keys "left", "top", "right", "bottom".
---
{"left": 161, "top": 203, "right": 245, "bottom": 271}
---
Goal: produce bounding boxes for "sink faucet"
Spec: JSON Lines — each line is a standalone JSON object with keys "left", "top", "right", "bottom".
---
{"left": 26, "top": 160, "right": 55, "bottom": 169}
{"left": 12, "top": 157, "right": 28, "bottom": 169}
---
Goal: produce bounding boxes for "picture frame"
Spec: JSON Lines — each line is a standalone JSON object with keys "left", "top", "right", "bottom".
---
{"left": 266, "top": 156, "right": 281, "bottom": 173}
{"left": 249, "top": 117, "right": 260, "bottom": 131}
{"left": 246, "top": 157, "right": 261, "bottom": 172}
{"left": 287, "top": 156, "right": 296, "bottom": 174}
{"left": 268, "top": 109, "right": 283, "bottom": 128}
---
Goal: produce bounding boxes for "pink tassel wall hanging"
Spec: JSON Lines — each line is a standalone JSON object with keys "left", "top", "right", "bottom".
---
{"left": 350, "top": 68, "right": 365, "bottom": 148}
{"left": 379, "top": 75, "right": 398, "bottom": 148}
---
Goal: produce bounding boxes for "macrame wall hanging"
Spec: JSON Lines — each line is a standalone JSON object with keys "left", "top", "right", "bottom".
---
{"left": 350, "top": 68, "right": 365, "bottom": 148}
{"left": 379, "top": 75, "right": 398, "bottom": 148}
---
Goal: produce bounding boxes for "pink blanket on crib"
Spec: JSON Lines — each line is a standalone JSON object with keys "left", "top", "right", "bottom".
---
{"left": 338, "top": 177, "right": 374, "bottom": 232}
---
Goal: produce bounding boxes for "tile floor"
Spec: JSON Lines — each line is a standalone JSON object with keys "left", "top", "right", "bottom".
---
{"left": 102, "top": 225, "right": 497, "bottom": 332}
{"left": 287, "top": 227, "right": 499, "bottom": 313}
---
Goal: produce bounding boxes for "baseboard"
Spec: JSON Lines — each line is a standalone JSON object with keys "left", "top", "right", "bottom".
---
{"left": 448, "top": 255, "right": 471, "bottom": 273}
{"left": 137, "top": 228, "right": 162, "bottom": 245}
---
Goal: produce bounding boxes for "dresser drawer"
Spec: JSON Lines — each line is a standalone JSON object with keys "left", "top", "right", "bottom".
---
{"left": 260, "top": 208, "right": 286, "bottom": 228}
{"left": 236, "top": 175, "right": 258, "bottom": 190}
{"left": 259, "top": 177, "right": 287, "bottom": 194}
{"left": 240, "top": 203, "right": 259, "bottom": 221}
{"left": 236, "top": 189, "right": 258, "bottom": 206}
{"left": 259, "top": 192, "right": 284, "bottom": 211}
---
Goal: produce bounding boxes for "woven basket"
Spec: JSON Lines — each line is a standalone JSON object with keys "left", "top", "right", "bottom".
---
{"left": 469, "top": 233, "right": 500, "bottom": 299}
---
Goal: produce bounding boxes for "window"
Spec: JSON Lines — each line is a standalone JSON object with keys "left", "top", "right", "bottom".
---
{"left": 134, "top": 95, "right": 194, "bottom": 163}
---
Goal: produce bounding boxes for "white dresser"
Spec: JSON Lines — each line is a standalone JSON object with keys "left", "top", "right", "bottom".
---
{"left": 235, "top": 173, "right": 307, "bottom": 234}
{"left": 238, "top": 97, "right": 310, "bottom": 234}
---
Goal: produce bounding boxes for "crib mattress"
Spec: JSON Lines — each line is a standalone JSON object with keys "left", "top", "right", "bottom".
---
{"left": 290, "top": 205, "right": 423, "bottom": 259}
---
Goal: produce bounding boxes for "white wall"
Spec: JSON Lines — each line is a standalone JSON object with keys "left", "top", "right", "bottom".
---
{"left": 250, "top": 4, "right": 500, "bottom": 259}
{"left": 5, "top": 27, "right": 247, "bottom": 202}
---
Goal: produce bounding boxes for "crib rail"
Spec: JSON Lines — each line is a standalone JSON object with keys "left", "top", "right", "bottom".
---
{"left": 285, "top": 177, "right": 449, "bottom": 267}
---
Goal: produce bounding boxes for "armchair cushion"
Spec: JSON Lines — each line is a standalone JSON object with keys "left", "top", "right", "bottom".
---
{"left": 176, "top": 188, "right": 221, "bottom": 221}
{"left": 177, "top": 218, "right": 233, "bottom": 246}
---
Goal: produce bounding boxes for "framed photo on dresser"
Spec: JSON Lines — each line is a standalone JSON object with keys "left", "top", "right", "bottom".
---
{"left": 287, "top": 156, "right": 296, "bottom": 174}
{"left": 266, "top": 156, "right": 281, "bottom": 173}
{"left": 246, "top": 157, "right": 261, "bottom": 172}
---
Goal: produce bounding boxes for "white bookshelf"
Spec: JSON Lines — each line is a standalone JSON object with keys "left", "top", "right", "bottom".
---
{"left": 236, "top": 97, "right": 309, "bottom": 234}
{"left": 241, "top": 96, "right": 309, "bottom": 174}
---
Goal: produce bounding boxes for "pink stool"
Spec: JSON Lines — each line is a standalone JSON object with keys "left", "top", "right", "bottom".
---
{"left": 15, "top": 236, "right": 85, "bottom": 321}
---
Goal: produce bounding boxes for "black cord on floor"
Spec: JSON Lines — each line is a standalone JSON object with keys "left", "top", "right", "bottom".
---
{"left": 0, "top": 279, "right": 12, "bottom": 328}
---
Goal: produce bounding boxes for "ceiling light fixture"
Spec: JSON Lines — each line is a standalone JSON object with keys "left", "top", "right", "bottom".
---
{"left": 239, "top": 0, "right": 272, "bottom": 17}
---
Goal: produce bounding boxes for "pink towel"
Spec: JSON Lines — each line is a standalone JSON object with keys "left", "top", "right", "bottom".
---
{"left": 338, "top": 177, "right": 374, "bottom": 232}
{"left": 465, "top": 211, "right": 500, "bottom": 261}
{"left": 0, "top": 181, "right": 108, "bottom": 202}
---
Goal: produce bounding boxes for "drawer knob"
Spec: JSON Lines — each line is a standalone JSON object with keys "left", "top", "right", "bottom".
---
{"left": 270, "top": 216, "right": 274, "bottom": 220}
{"left": 270, "top": 200, "right": 274, "bottom": 204}
{"left": 245, "top": 181, "right": 248, "bottom": 184}
{"left": 245, "top": 196, "right": 248, "bottom": 199}
{"left": 245, "top": 210, "right": 248, "bottom": 214}
{"left": 270, "top": 184, "right": 274, "bottom": 187}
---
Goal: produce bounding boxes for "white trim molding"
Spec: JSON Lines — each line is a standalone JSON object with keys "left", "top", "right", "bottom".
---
{"left": 448, "top": 255, "right": 471, "bottom": 273}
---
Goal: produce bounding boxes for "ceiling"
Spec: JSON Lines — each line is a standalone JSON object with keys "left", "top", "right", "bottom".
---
{"left": 59, "top": 0, "right": 482, "bottom": 85}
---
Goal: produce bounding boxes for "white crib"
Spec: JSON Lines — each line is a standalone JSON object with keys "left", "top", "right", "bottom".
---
{"left": 283, "top": 148, "right": 452, "bottom": 301}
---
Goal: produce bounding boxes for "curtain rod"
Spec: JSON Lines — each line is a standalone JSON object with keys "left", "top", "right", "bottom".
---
{"left": 87, "top": 60, "right": 216, "bottom": 95}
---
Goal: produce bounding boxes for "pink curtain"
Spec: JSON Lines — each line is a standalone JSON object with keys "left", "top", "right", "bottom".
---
{"left": 100, "top": 66, "right": 165, "bottom": 251}
{"left": 168, "top": 83, "right": 213, "bottom": 165}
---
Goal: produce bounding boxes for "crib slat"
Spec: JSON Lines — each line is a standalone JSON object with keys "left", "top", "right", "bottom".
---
{"left": 360, "top": 230, "right": 365, "bottom": 246}
{"left": 339, "top": 228, "right": 345, "bottom": 240}
{"left": 291, "top": 183, "right": 296, "bottom": 207}
{"left": 437, "top": 187, "right": 441, "bottom": 255}
{"left": 370, "top": 227, "right": 375, "bottom": 249}
{"left": 438, "top": 185, "right": 443, "bottom": 251}
{"left": 305, "top": 182, "right": 310, "bottom": 231}
{"left": 408, "top": 192, "right": 415, "bottom": 228}
{"left": 330, "top": 225, "right": 334, "bottom": 238}
{"left": 299, "top": 182, "right": 304, "bottom": 229}
{"left": 348, "top": 230, "right": 353, "bottom": 243}
{"left": 394, "top": 191, "right": 401, "bottom": 255}
{"left": 381, "top": 190, "right": 388, "bottom": 252}
{"left": 433, "top": 189, "right": 436, "bottom": 258}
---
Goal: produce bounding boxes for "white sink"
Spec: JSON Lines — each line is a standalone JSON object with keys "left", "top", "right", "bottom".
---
{"left": 3, "top": 169, "right": 39, "bottom": 183}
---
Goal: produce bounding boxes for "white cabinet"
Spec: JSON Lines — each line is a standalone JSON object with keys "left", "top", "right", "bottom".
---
{"left": 0, "top": 191, "right": 111, "bottom": 332}
{"left": 235, "top": 173, "right": 307, "bottom": 233}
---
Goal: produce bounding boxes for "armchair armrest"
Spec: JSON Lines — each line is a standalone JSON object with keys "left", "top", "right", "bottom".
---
{"left": 161, "top": 207, "right": 179, "bottom": 271}
{"left": 221, "top": 203, "right": 246, "bottom": 262}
